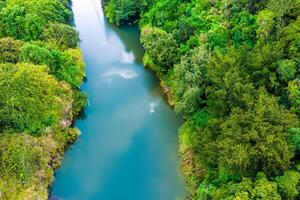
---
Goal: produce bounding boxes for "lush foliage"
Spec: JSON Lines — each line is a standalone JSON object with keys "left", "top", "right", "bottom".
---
{"left": 141, "top": 26, "right": 178, "bottom": 75}
{"left": 104, "top": 0, "right": 155, "bottom": 25}
{"left": 0, "top": 37, "right": 23, "bottom": 63}
{"left": 105, "top": 0, "right": 300, "bottom": 199}
{"left": 105, "top": 0, "right": 139, "bottom": 25}
{"left": 42, "top": 23, "right": 80, "bottom": 49}
{"left": 0, "top": 0, "right": 86, "bottom": 199}
{"left": 0, "top": 63, "right": 71, "bottom": 134}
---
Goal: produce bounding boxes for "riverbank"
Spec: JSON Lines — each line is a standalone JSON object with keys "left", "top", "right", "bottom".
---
{"left": 0, "top": 0, "right": 86, "bottom": 199}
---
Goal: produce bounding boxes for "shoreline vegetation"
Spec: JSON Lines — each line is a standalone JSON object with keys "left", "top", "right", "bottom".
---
{"left": 0, "top": 0, "right": 86, "bottom": 199}
{"left": 104, "top": 0, "right": 300, "bottom": 199}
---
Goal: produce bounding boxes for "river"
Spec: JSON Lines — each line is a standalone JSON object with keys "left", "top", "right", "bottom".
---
{"left": 50, "top": 0, "right": 185, "bottom": 199}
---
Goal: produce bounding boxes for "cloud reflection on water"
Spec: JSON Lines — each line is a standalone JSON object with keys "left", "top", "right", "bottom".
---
{"left": 102, "top": 68, "right": 138, "bottom": 83}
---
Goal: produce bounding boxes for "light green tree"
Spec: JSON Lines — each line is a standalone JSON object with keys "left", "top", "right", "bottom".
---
{"left": 141, "top": 26, "right": 178, "bottom": 75}
{"left": 0, "top": 63, "right": 72, "bottom": 134}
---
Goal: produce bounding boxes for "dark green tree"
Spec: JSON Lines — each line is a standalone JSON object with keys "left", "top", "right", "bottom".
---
{"left": 215, "top": 90, "right": 297, "bottom": 177}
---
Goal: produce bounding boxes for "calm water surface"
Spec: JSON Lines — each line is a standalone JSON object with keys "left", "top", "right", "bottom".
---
{"left": 50, "top": 0, "right": 185, "bottom": 199}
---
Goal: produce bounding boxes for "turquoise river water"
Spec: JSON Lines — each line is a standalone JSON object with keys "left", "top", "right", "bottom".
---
{"left": 50, "top": 0, "right": 185, "bottom": 199}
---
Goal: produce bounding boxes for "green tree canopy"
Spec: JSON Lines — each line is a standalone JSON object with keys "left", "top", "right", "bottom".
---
{"left": 212, "top": 173, "right": 281, "bottom": 200}
{"left": 0, "top": 5, "right": 26, "bottom": 39}
{"left": 0, "top": 63, "right": 72, "bottom": 134}
{"left": 0, "top": 37, "right": 24, "bottom": 63}
{"left": 206, "top": 90, "right": 298, "bottom": 177}
{"left": 6, "top": 0, "right": 72, "bottom": 23}
{"left": 275, "top": 170, "right": 300, "bottom": 200}
{"left": 19, "top": 43, "right": 54, "bottom": 67}
{"left": 288, "top": 79, "right": 300, "bottom": 115}
{"left": 56, "top": 48, "right": 85, "bottom": 88}
{"left": 105, "top": 0, "right": 138, "bottom": 25}
{"left": 23, "top": 13, "right": 46, "bottom": 41}
{"left": 42, "top": 23, "right": 80, "bottom": 49}
{"left": 173, "top": 46, "right": 208, "bottom": 115}
{"left": 141, "top": 26, "right": 178, "bottom": 74}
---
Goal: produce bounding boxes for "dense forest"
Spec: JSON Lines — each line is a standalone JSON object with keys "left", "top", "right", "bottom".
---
{"left": 0, "top": 0, "right": 86, "bottom": 199}
{"left": 104, "top": 0, "right": 300, "bottom": 199}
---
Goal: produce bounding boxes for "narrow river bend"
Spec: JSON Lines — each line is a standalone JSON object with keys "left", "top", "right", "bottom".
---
{"left": 51, "top": 0, "right": 185, "bottom": 199}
